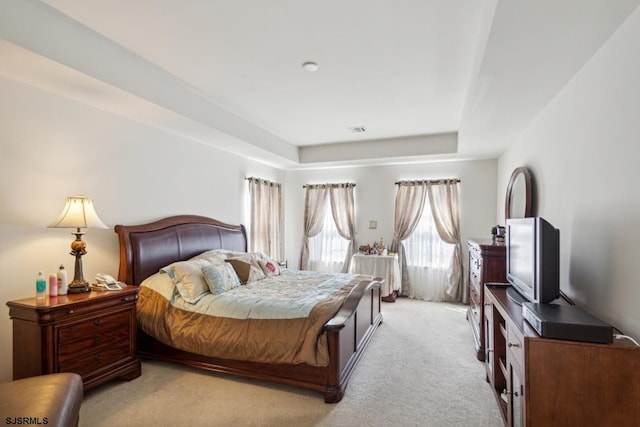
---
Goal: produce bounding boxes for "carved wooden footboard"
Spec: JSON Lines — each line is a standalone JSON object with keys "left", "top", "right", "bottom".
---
{"left": 115, "top": 215, "right": 382, "bottom": 402}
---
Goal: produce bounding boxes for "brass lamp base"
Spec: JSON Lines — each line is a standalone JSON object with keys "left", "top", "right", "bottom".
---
{"left": 68, "top": 229, "right": 90, "bottom": 294}
{"left": 68, "top": 280, "right": 90, "bottom": 294}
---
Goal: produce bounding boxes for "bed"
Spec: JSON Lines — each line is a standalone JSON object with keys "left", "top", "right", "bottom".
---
{"left": 114, "top": 215, "right": 382, "bottom": 403}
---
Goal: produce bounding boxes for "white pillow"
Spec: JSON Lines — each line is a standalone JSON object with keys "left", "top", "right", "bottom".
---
{"left": 170, "top": 260, "right": 211, "bottom": 304}
{"left": 189, "top": 249, "right": 231, "bottom": 262}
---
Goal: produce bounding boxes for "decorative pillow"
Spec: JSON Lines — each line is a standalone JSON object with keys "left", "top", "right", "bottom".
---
{"left": 202, "top": 262, "right": 241, "bottom": 294}
{"left": 223, "top": 262, "right": 243, "bottom": 289}
{"left": 258, "top": 256, "right": 281, "bottom": 277}
{"left": 224, "top": 257, "right": 266, "bottom": 284}
{"left": 224, "top": 259, "right": 251, "bottom": 284}
{"left": 170, "top": 261, "right": 211, "bottom": 304}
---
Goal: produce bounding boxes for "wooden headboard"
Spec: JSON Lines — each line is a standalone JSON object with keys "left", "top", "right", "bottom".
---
{"left": 114, "top": 215, "right": 247, "bottom": 285}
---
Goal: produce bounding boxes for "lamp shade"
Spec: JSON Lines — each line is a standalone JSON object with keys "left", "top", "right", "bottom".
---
{"left": 48, "top": 196, "right": 108, "bottom": 229}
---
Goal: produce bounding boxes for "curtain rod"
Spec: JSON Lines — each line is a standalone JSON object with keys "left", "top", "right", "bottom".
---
{"left": 394, "top": 178, "right": 460, "bottom": 185}
{"left": 302, "top": 183, "right": 356, "bottom": 188}
{"left": 245, "top": 177, "right": 281, "bottom": 185}
{"left": 245, "top": 176, "right": 277, "bottom": 182}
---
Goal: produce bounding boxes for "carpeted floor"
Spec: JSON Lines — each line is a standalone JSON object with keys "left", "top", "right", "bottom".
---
{"left": 80, "top": 299, "right": 503, "bottom": 426}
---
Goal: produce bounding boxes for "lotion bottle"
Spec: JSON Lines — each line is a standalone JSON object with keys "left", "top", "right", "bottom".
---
{"left": 48, "top": 273, "right": 58, "bottom": 297}
{"left": 36, "top": 271, "right": 47, "bottom": 299}
{"left": 57, "top": 265, "right": 68, "bottom": 295}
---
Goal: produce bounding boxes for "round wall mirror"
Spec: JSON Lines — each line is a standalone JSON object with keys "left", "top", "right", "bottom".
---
{"left": 505, "top": 167, "right": 533, "bottom": 220}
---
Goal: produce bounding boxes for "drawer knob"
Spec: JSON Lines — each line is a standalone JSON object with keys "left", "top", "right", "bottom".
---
{"left": 508, "top": 342, "right": 520, "bottom": 348}
{"left": 94, "top": 318, "right": 102, "bottom": 326}
{"left": 94, "top": 336, "right": 102, "bottom": 345}
{"left": 67, "top": 309, "right": 74, "bottom": 315}
{"left": 95, "top": 353, "right": 102, "bottom": 361}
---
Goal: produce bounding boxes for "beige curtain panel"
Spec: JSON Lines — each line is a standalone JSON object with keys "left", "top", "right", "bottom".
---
{"left": 247, "top": 177, "right": 283, "bottom": 261}
{"left": 428, "top": 180, "right": 464, "bottom": 303}
{"left": 389, "top": 182, "right": 428, "bottom": 297}
{"left": 391, "top": 179, "right": 464, "bottom": 303}
{"left": 299, "top": 183, "right": 356, "bottom": 271}
{"left": 329, "top": 184, "right": 357, "bottom": 273}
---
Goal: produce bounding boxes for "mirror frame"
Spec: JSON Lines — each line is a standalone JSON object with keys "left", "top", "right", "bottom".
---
{"left": 505, "top": 167, "right": 533, "bottom": 220}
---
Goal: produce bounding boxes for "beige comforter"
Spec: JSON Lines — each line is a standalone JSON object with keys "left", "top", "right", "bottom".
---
{"left": 137, "top": 270, "right": 368, "bottom": 366}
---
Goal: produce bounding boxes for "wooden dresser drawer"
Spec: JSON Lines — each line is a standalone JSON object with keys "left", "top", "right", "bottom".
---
{"left": 469, "top": 255, "right": 482, "bottom": 291}
{"left": 59, "top": 344, "right": 131, "bottom": 376}
{"left": 469, "top": 286, "right": 481, "bottom": 326}
{"left": 58, "top": 310, "right": 131, "bottom": 344}
{"left": 507, "top": 323, "right": 524, "bottom": 370}
{"left": 58, "top": 322, "right": 131, "bottom": 363}
{"left": 47, "top": 295, "right": 137, "bottom": 323}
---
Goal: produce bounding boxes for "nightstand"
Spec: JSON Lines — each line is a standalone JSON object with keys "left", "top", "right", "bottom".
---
{"left": 7, "top": 285, "right": 141, "bottom": 390}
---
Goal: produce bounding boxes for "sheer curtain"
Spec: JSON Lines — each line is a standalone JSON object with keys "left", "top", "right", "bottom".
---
{"left": 300, "top": 183, "right": 356, "bottom": 272}
{"left": 299, "top": 186, "right": 329, "bottom": 270}
{"left": 329, "top": 184, "right": 356, "bottom": 272}
{"left": 429, "top": 180, "right": 465, "bottom": 302}
{"left": 391, "top": 179, "right": 463, "bottom": 302}
{"left": 247, "top": 177, "right": 282, "bottom": 260}
{"left": 308, "top": 203, "right": 349, "bottom": 273}
{"left": 403, "top": 195, "right": 455, "bottom": 301}
{"left": 389, "top": 182, "right": 428, "bottom": 297}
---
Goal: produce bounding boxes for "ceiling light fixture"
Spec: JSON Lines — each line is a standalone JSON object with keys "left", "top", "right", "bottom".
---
{"left": 302, "top": 61, "right": 318, "bottom": 72}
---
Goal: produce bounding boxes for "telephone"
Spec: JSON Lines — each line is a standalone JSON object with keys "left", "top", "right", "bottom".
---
{"left": 92, "top": 273, "right": 124, "bottom": 291}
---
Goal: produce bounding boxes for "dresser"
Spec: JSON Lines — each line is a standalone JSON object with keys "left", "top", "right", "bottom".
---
{"left": 467, "top": 238, "right": 506, "bottom": 361}
{"left": 7, "top": 286, "right": 141, "bottom": 390}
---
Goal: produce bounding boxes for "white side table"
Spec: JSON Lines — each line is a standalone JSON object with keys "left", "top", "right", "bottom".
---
{"left": 349, "top": 253, "right": 401, "bottom": 301}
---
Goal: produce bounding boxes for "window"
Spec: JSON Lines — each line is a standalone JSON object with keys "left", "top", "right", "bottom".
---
{"left": 404, "top": 208, "right": 454, "bottom": 269}
{"left": 308, "top": 201, "right": 349, "bottom": 273}
{"left": 246, "top": 177, "right": 282, "bottom": 260}
{"left": 403, "top": 197, "right": 455, "bottom": 300}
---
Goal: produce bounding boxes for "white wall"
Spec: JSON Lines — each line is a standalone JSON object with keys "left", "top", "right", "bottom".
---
{"left": 498, "top": 8, "right": 640, "bottom": 339}
{"left": 0, "top": 66, "right": 500, "bottom": 384}
{"left": 0, "top": 77, "right": 283, "bottom": 381}
{"left": 284, "top": 160, "right": 498, "bottom": 269}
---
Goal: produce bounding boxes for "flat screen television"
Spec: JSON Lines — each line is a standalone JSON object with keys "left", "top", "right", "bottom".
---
{"left": 506, "top": 217, "right": 560, "bottom": 304}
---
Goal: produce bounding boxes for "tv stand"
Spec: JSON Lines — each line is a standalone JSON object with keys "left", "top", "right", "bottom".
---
{"left": 506, "top": 286, "right": 526, "bottom": 305}
{"left": 484, "top": 284, "right": 640, "bottom": 425}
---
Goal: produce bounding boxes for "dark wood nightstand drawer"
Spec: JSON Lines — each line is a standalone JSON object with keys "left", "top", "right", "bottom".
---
{"left": 57, "top": 310, "right": 131, "bottom": 344}
{"left": 58, "top": 322, "right": 130, "bottom": 363}
{"left": 45, "top": 295, "right": 138, "bottom": 323}
{"left": 59, "top": 344, "right": 131, "bottom": 376}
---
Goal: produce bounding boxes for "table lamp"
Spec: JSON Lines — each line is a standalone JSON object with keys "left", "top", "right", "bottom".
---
{"left": 48, "top": 196, "right": 108, "bottom": 293}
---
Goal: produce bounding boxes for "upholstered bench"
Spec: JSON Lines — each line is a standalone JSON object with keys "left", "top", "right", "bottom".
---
{"left": 0, "top": 373, "right": 83, "bottom": 427}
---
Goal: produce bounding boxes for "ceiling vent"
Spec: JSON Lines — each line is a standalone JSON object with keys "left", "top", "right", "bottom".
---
{"left": 349, "top": 126, "right": 366, "bottom": 133}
